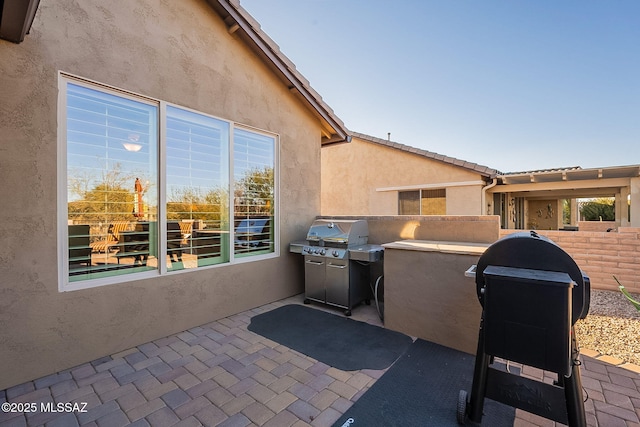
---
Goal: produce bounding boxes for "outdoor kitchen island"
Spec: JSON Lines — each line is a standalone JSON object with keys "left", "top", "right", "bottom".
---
{"left": 381, "top": 239, "right": 490, "bottom": 355}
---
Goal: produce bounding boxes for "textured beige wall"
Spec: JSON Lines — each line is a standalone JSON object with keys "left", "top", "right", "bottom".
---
{"left": 320, "top": 215, "right": 500, "bottom": 245}
{"left": 383, "top": 248, "right": 484, "bottom": 355}
{"left": 0, "top": 0, "right": 320, "bottom": 389}
{"left": 446, "top": 185, "right": 484, "bottom": 215}
{"left": 321, "top": 136, "right": 486, "bottom": 215}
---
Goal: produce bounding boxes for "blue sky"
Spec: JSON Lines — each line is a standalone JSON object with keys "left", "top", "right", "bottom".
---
{"left": 240, "top": 0, "right": 639, "bottom": 173}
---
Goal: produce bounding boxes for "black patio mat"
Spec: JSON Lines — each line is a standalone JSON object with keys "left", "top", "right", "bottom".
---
{"left": 332, "top": 339, "right": 516, "bottom": 427}
{"left": 247, "top": 304, "right": 413, "bottom": 371}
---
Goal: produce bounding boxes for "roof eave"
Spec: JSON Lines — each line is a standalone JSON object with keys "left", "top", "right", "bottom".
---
{"left": 351, "top": 132, "right": 499, "bottom": 178}
{"left": 206, "top": 0, "right": 350, "bottom": 145}
{"left": 0, "top": 0, "right": 41, "bottom": 43}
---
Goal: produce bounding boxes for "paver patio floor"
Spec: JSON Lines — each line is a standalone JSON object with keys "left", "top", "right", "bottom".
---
{"left": 1, "top": 294, "right": 639, "bottom": 427}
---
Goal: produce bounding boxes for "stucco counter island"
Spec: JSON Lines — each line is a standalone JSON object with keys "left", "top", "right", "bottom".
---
{"left": 382, "top": 239, "right": 490, "bottom": 355}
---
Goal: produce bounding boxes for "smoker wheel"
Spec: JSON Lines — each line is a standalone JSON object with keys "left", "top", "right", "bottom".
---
{"left": 303, "top": 299, "right": 311, "bottom": 304}
{"left": 457, "top": 390, "right": 468, "bottom": 425}
{"left": 344, "top": 310, "right": 352, "bottom": 316}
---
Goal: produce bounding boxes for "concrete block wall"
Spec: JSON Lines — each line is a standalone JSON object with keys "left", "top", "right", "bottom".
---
{"left": 500, "top": 228, "right": 640, "bottom": 294}
{"left": 578, "top": 221, "right": 617, "bottom": 232}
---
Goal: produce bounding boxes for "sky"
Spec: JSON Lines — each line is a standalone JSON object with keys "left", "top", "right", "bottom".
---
{"left": 240, "top": 0, "right": 639, "bottom": 173}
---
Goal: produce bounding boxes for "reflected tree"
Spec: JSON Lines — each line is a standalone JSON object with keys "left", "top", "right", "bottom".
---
{"left": 166, "top": 186, "right": 229, "bottom": 224}
{"left": 234, "top": 166, "right": 274, "bottom": 217}
{"left": 68, "top": 164, "right": 139, "bottom": 224}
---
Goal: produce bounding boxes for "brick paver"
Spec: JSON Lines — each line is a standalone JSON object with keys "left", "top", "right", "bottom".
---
{"left": 1, "top": 294, "right": 638, "bottom": 427}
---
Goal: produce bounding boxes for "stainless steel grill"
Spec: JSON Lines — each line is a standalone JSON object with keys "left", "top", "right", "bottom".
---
{"left": 290, "top": 219, "right": 383, "bottom": 316}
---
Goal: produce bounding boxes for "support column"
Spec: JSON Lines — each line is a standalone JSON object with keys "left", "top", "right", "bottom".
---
{"left": 556, "top": 200, "right": 564, "bottom": 230}
{"left": 617, "top": 188, "right": 629, "bottom": 228}
{"left": 631, "top": 178, "right": 640, "bottom": 227}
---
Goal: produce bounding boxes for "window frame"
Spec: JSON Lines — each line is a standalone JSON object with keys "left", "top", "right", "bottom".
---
{"left": 58, "top": 73, "right": 279, "bottom": 292}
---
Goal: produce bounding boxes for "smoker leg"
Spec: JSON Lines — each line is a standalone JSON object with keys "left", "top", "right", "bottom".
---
{"left": 467, "top": 318, "right": 490, "bottom": 424}
{"left": 565, "top": 329, "right": 587, "bottom": 427}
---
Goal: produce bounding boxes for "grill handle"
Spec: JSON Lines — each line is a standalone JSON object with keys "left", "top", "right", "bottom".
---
{"left": 465, "top": 265, "right": 477, "bottom": 278}
{"left": 328, "top": 263, "right": 347, "bottom": 269}
{"left": 305, "top": 259, "right": 324, "bottom": 266}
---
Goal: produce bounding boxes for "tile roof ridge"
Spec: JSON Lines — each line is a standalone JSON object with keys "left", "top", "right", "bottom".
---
{"left": 351, "top": 131, "right": 499, "bottom": 177}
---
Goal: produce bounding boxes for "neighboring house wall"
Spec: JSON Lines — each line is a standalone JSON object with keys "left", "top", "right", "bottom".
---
{"left": 446, "top": 185, "right": 485, "bottom": 215}
{"left": 526, "top": 199, "right": 563, "bottom": 230}
{"left": 0, "top": 0, "right": 319, "bottom": 390}
{"left": 321, "top": 136, "right": 489, "bottom": 216}
{"left": 500, "top": 229, "right": 640, "bottom": 294}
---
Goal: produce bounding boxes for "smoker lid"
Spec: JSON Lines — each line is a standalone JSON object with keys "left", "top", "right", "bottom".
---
{"left": 306, "top": 219, "right": 368, "bottom": 244}
{"left": 476, "top": 231, "right": 588, "bottom": 324}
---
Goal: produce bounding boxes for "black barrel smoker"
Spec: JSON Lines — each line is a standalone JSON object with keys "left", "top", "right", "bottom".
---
{"left": 458, "top": 231, "right": 590, "bottom": 426}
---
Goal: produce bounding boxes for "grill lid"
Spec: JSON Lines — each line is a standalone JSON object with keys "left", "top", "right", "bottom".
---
{"left": 306, "top": 219, "right": 368, "bottom": 246}
{"left": 476, "top": 231, "right": 589, "bottom": 324}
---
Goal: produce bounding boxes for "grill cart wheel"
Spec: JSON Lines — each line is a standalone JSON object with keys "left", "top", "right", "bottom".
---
{"left": 457, "top": 390, "right": 468, "bottom": 425}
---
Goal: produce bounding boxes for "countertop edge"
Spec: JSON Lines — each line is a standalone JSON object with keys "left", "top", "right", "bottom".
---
{"left": 382, "top": 239, "right": 489, "bottom": 255}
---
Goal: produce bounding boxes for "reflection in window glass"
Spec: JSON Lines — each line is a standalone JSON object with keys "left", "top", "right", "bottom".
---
{"left": 61, "top": 77, "right": 279, "bottom": 289}
{"left": 66, "top": 83, "right": 158, "bottom": 281}
{"left": 233, "top": 129, "right": 275, "bottom": 257}
{"left": 166, "top": 106, "right": 230, "bottom": 270}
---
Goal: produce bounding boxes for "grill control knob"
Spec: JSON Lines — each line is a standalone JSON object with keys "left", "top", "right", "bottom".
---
{"left": 320, "top": 249, "right": 326, "bottom": 255}
{"left": 332, "top": 250, "right": 339, "bottom": 257}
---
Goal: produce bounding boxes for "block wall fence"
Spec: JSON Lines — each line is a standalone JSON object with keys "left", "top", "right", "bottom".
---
{"left": 500, "top": 228, "right": 640, "bottom": 294}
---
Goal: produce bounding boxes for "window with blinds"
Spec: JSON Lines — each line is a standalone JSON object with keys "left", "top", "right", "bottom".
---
{"left": 166, "top": 106, "right": 230, "bottom": 270}
{"left": 233, "top": 129, "right": 275, "bottom": 257}
{"left": 60, "top": 76, "right": 278, "bottom": 290}
{"left": 398, "top": 189, "right": 446, "bottom": 215}
{"left": 398, "top": 190, "right": 420, "bottom": 215}
{"left": 421, "top": 189, "right": 446, "bottom": 215}
{"left": 65, "top": 83, "right": 158, "bottom": 282}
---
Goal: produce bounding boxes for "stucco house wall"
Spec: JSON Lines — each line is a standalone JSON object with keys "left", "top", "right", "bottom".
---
{"left": 321, "top": 135, "right": 494, "bottom": 216}
{"left": 0, "top": 0, "right": 324, "bottom": 390}
{"left": 446, "top": 185, "right": 485, "bottom": 215}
